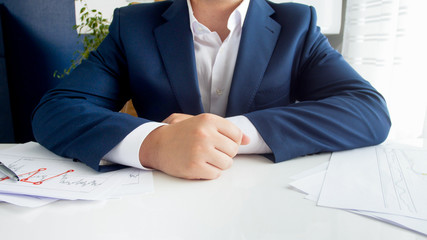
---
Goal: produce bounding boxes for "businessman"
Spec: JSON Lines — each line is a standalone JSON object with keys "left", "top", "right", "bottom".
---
{"left": 32, "top": 0, "right": 391, "bottom": 179}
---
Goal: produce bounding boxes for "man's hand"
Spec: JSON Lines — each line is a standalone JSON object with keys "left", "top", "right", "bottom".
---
{"left": 139, "top": 113, "right": 250, "bottom": 180}
{"left": 162, "top": 113, "right": 194, "bottom": 124}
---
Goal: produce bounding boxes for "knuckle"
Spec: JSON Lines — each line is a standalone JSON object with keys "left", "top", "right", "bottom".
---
{"left": 187, "top": 157, "right": 202, "bottom": 171}
{"left": 238, "top": 128, "right": 243, "bottom": 138}
{"left": 189, "top": 144, "right": 204, "bottom": 155}
{"left": 193, "top": 127, "right": 210, "bottom": 140}
{"left": 223, "top": 143, "right": 239, "bottom": 158}
{"left": 198, "top": 113, "right": 216, "bottom": 122}
{"left": 224, "top": 158, "right": 233, "bottom": 169}
{"left": 204, "top": 169, "right": 221, "bottom": 180}
{"left": 168, "top": 113, "right": 179, "bottom": 123}
{"left": 235, "top": 129, "right": 243, "bottom": 143}
{"left": 231, "top": 144, "right": 239, "bottom": 156}
{"left": 169, "top": 119, "right": 179, "bottom": 124}
{"left": 212, "top": 171, "right": 222, "bottom": 179}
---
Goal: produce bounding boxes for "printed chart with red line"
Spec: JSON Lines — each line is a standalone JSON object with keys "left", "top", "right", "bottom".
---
{"left": 1, "top": 168, "right": 75, "bottom": 185}
{"left": 0, "top": 154, "right": 124, "bottom": 200}
{"left": 0, "top": 142, "right": 154, "bottom": 205}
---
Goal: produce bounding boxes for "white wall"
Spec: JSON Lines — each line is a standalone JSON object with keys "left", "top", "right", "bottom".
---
{"left": 75, "top": 0, "right": 153, "bottom": 33}
{"left": 270, "top": 0, "right": 342, "bottom": 34}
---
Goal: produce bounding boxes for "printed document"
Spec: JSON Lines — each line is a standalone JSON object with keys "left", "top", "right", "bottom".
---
{"left": 317, "top": 146, "right": 427, "bottom": 220}
{"left": 0, "top": 142, "right": 154, "bottom": 205}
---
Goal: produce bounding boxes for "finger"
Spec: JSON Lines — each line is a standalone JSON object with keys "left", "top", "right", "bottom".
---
{"left": 189, "top": 162, "right": 222, "bottom": 180}
{"left": 212, "top": 134, "right": 240, "bottom": 158}
{"left": 162, "top": 114, "right": 174, "bottom": 124}
{"left": 214, "top": 118, "right": 244, "bottom": 144}
{"left": 205, "top": 149, "right": 234, "bottom": 171}
{"left": 193, "top": 114, "right": 242, "bottom": 144}
{"left": 162, "top": 113, "right": 182, "bottom": 124}
{"left": 162, "top": 113, "right": 193, "bottom": 124}
{"left": 241, "top": 133, "right": 251, "bottom": 145}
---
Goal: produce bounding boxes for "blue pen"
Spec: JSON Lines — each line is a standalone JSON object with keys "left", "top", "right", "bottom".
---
{"left": 0, "top": 162, "right": 20, "bottom": 182}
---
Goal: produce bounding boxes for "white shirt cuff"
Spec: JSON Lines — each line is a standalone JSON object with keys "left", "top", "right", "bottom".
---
{"left": 226, "top": 115, "right": 272, "bottom": 154}
{"left": 103, "top": 122, "right": 166, "bottom": 169}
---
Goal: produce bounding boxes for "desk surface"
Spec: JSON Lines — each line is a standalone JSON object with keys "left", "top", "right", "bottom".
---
{"left": 0, "top": 144, "right": 425, "bottom": 240}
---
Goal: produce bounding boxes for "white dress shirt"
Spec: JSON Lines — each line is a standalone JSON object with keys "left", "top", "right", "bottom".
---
{"left": 103, "top": 0, "right": 271, "bottom": 169}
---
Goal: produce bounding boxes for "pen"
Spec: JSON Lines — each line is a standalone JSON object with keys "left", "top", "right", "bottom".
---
{"left": 0, "top": 162, "right": 20, "bottom": 182}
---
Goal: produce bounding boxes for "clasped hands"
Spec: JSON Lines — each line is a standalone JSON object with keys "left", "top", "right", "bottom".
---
{"left": 139, "top": 113, "right": 250, "bottom": 180}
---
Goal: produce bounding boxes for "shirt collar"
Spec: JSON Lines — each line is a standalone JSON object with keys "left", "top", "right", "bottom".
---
{"left": 187, "top": 0, "right": 250, "bottom": 35}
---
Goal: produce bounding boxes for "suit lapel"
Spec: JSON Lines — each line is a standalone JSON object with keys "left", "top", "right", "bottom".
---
{"left": 154, "top": 0, "right": 204, "bottom": 115}
{"left": 226, "top": 0, "right": 281, "bottom": 116}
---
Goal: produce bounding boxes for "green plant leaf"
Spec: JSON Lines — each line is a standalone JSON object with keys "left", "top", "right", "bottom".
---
{"left": 54, "top": 4, "right": 110, "bottom": 79}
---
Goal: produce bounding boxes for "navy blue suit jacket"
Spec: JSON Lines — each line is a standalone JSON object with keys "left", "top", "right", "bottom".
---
{"left": 32, "top": 0, "right": 391, "bottom": 171}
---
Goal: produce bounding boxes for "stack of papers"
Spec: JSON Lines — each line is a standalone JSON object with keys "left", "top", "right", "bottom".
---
{"left": 0, "top": 142, "right": 154, "bottom": 207}
{"left": 289, "top": 144, "right": 427, "bottom": 236}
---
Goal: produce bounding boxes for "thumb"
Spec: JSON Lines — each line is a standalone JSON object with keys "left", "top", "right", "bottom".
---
{"left": 240, "top": 133, "right": 251, "bottom": 145}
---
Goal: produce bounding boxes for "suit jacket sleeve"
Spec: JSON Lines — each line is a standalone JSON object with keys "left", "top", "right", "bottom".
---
{"left": 32, "top": 8, "right": 147, "bottom": 171}
{"left": 244, "top": 6, "right": 391, "bottom": 163}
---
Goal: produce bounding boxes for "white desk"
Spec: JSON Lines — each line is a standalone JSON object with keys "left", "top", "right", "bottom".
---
{"left": 0, "top": 144, "right": 425, "bottom": 240}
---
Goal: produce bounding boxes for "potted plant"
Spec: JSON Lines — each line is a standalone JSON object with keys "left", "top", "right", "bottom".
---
{"left": 55, "top": 0, "right": 138, "bottom": 116}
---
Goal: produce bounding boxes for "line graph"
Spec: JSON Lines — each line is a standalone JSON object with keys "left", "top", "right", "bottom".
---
{"left": 0, "top": 142, "right": 154, "bottom": 201}
{"left": 0, "top": 153, "right": 121, "bottom": 199}
{"left": 376, "top": 147, "right": 417, "bottom": 213}
{"left": 1, "top": 168, "right": 75, "bottom": 185}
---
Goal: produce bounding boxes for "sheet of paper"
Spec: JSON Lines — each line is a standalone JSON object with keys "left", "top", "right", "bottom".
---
{"left": 110, "top": 168, "right": 154, "bottom": 197}
{"left": 0, "top": 142, "right": 154, "bottom": 202}
{"left": 0, "top": 192, "right": 58, "bottom": 208}
{"left": 317, "top": 146, "right": 427, "bottom": 220}
{"left": 289, "top": 152, "right": 427, "bottom": 237}
{"left": 289, "top": 162, "right": 329, "bottom": 180}
{"left": 289, "top": 169, "right": 326, "bottom": 201}
{"left": 0, "top": 142, "right": 65, "bottom": 159}
{"left": 0, "top": 153, "right": 123, "bottom": 200}
{"left": 351, "top": 211, "right": 427, "bottom": 237}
